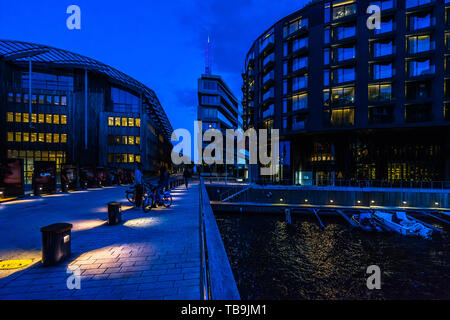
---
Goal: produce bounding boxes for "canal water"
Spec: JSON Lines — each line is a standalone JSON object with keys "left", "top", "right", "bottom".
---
{"left": 215, "top": 212, "right": 450, "bottom": 300}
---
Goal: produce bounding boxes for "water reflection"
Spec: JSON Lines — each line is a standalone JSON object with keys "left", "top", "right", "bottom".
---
{"left": 215, "top": 213, "right": 450, "bottom": 300}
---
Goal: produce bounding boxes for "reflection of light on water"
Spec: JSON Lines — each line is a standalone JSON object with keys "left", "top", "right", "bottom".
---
{"left": 124, "top": 217, "right": 161, "bottom": 228}
{"left": 69, "top": 219, "right": 106, "bottom": 232}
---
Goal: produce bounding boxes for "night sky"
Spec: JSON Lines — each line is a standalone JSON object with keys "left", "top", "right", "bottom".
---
{"left": 0, "top": 0, "right": 308, "bottom": 134}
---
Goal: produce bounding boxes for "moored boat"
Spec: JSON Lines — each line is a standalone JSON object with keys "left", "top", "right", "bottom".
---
{"left": 372, "top": 211, "right": 433, "bottom": 239}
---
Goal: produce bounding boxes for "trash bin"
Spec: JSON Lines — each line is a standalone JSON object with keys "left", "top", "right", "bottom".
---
{"left": 108, "top": 202, "right": 122, "bottom": 225}
{"left": 40, "top": 223, "right": 73, "bottom": 266}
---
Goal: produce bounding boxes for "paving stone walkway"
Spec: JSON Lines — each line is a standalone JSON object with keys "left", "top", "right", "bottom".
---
{"left": 0, "top": 183, "right": 201, "bottom": 300}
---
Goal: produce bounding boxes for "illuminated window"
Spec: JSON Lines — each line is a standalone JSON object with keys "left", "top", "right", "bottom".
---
{"left": 31, "top": 133, "right": 37, "bottom": 142}
{"left": 38, "top": 133, "right": 45, "bottom": 142}
{"left": 39, "top": 95, "right": 45, "bottom": 104}
{"left": 15, "top": 132, "right": 22, "bottom": 142}
{"left": 53, "top": 134, "right": 60, "bottom": 143}
{"left": 122, "top": 136, "right": 128, "bottom": 145}
{"left": 46, "top": 133, "right": 52, "bottom": 143}
{"left": 23, "top": 113, "right": 29, "bottom": 123}
{"left": 15, "top": 113, "right": 22, "bottom": 123}
{"left": 122, "top": 154, "right": 128, "bottom": 163}
{"left": 108, "top": 117, "right": 114, "bottom": 126}
{"left": 54, "top": 96, "right": 60, "bottom": 105}
{"left": 23, "top": 132, "right": 29, "bottom": 142}
{"left": 122, "top": 117, "right": 128, "bottom": 127}
{"left": 129, "top": 136, "right": 134, "bottom": 145}
{"left": 7, "top": 132, "right": 14, "bottom": 142}
{"left": 38, "top": 114, "right": 45, "bottom": 123}
{"left": 136, "top": 155, "right": 141, "bottom": 163}
{"left": 32, "top": 95, "right": 37, "bottom": 104}
{"left": 7, "top": 112, "right": 13, "bottom": 122}
{"left": 128, "top": 154, "right": 134, "bottom": 163}
{"left": 61, "top": 96, "right": 67, "bottom": 106}
{"left": 46, "top": 114, "right": 52, "bottom": 124}
{"left": 135, "top": 118, "right": 141, "bottom": 127}
{"left": 53, "top": 114, "right": 60, "bottom": 124}
{"left": 31, "top": 114, "right": 37, "bottom": 123}
{"left": 61, "top": 134, "right": 67, "bottom": 143}
{"left": 115, "top": 117, "right": 121, "bottom": 126}
{"left": 128, "top": 118, "right": 134, "bottom": 127}
{"left": 61, "top": 115, "right": 67, "bottom": 124}
{"left": 136, "top": 136, "right": 141, "bottom": 145}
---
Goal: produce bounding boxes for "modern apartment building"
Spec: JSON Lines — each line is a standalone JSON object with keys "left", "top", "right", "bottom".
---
{"left": 197, "top": 73, "right": 239, "bottom": 176}
{"left": 0, "top": 40, "right": 173, "bottom": 193}
{"left": 242, "top": 0, "right": 450, "bottom": 186}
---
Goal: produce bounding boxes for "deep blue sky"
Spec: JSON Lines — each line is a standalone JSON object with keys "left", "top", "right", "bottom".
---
{"left": 0, "top": 0, "right": 308, "bottom": 132}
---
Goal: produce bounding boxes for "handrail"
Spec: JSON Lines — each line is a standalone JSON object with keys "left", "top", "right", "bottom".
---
{"left": 199, "top": 178, "right": 240, "bottom": 300}
{"left": 199, "top": 178, "right": 212, "bottom": 300}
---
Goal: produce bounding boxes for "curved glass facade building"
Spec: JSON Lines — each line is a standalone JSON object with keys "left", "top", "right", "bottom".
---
{"left": 0, "top": 40, "right": 173, "bottom": 190}
{"left": 242, "top": 0, "right": 450, "bottom": 186}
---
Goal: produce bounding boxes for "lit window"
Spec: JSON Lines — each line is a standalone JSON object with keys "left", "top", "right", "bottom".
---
{"left": 53, "top": 114, "right": 60, "bottom": 124}
{"left": 46, "top": 133, "right": 52, "bottom": 143}
{"left": 38, "top": 114, "right": 45, "bottom": 123}
{"left": 7, "top": 112, "right": 13, "bottom": 122}
{"left": 128, "top": 118, "right": 134, "bottom": 127}
{"left": 115, "top": 117, "right": 121, "bottom": 126}
{"left": 15, "top": 132, "right": 22, "bottom": 142}
{"left": 23, "top": 132, "right": 29, "bottom": 142}
{"left": 54, "top": 96, "right": 60, "bottom": 105}
{"left": 39, "top": 95, "right": 45, "bottom": 104}
{"left": 128, "top": 154, "right": 134, "bottom": 163}
{"left": 108, "top": 117, "right": 114, "bottom": 126}
{"left": 61, "top": 134, "right": 67, "bottom": 143}
{"left": 129, "top": 136, "right": 134, "bottom": 145}
{"left": 136, "top": 136, "right": 141, "bottom": 145}
{"left": 15, "top": 113, "right": 22, "bottom": 123}
{"left": 122, "top": 154, "right": 128, "bottom": 163}
{"left": 38, "top": 133, "right": 45, "bottom": 142}
{"left": 32, "top": 95, "right": 37, "bottom": 104}
{"left": 122, "top": 136, "right": 128, "bottom": 145}
{"left": 31, "top": 133, "right": 37, "bottom": 142}
{"left": 53, "top": 134, "right": 60, "bottom": 143}
{"left": 7, "top": 132, "right": 14, "bottom": 142}
{"left": 61, "top": 115, "right": 67, "bottom": 124}
{"left": 46, "top": 114, "right": 52, "bottom": 124}
{"left": 31, "top": 114, "right": 37, "bottom": 123}
{"left": 122, "top": 117, "right": 128, "bottom": 127}
{"left": 23, "top": 113, "right": 29, "bottom": 123}
{"left": 135, "top": 118, "right": 141, "bottom": 127}
{"left": 136, "top": 155, "right": 141, "bottom": 163}
{"left": 61, "top": 96, "right": 67, "bottom": 106}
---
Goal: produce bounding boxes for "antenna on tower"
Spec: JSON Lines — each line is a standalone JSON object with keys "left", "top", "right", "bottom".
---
{"left": 205, "top": 35, "right": 212, "bottom": 75}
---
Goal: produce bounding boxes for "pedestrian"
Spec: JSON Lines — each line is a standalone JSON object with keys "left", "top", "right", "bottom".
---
{"left": 134, "top": 163, "right": 144, "bottom": 208}
{"left": 183, "top": 168, "right": 190, "bottom": 189}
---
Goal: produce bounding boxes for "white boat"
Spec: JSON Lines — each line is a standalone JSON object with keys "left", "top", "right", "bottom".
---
{"left": 372, "top": 211, "right": 433, "bottom": 239}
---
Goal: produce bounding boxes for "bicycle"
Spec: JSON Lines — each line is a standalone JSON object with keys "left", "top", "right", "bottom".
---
{"left": 142, "top": 185, "right": 172, "bottom": 213}
{"left": 126, "top": 182, "right": 151, "bottom": 206}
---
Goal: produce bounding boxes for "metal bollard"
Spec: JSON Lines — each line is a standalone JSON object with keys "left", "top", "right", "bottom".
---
{"left": 107, "top": 202, "right": 122, "bottom": 225}
{"left": 40, "top": 223, "right": 73, "bottom": 266}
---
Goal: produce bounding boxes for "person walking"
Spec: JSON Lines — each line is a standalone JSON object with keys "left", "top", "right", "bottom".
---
{"left": 134, "top": 163, "right": 144, "bottom": 208}
{"left": 183, "top": 168, "right": 190, "bottom": 189}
